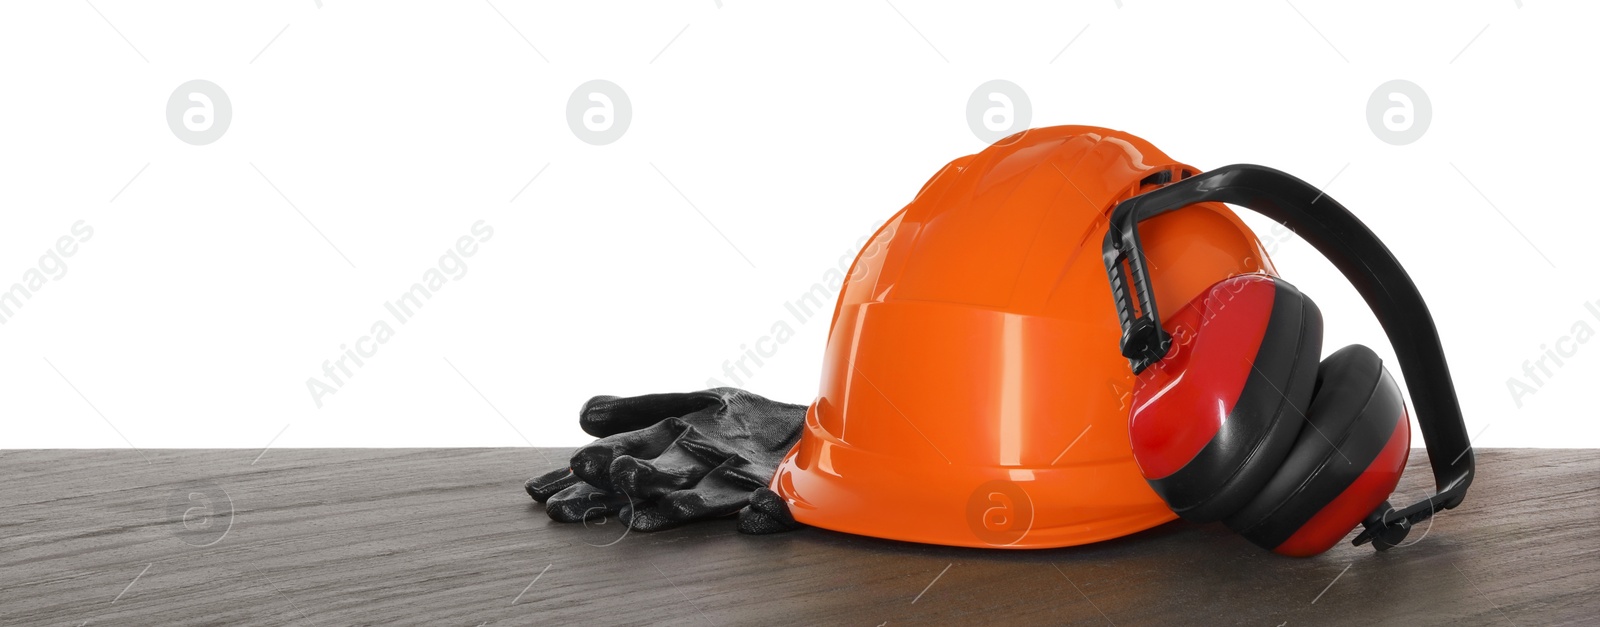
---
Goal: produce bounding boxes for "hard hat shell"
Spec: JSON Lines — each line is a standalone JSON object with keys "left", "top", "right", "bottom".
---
{"left": 771, "top": 126, "right": 1275, "bottom": 549}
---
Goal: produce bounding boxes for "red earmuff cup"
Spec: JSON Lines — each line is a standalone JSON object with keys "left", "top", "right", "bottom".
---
{"left": 1129, "top": 275, "right": 1279, "bottom": 480}
{"left": 1271, "top": 410, "right": 1411, "bottom": 556}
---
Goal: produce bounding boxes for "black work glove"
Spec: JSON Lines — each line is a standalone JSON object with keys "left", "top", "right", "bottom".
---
{"left": 525, "top": 388, "right": 806, "bottom": 533}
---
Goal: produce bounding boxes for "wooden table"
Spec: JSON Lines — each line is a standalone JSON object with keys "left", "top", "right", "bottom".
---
{"left": 2, "top": 449, "right": 1595, "bottom": 626}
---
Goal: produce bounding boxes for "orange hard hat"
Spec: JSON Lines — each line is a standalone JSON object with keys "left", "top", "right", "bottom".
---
{"left": 770, "top": 126, "right": 1276, "bottom": 548}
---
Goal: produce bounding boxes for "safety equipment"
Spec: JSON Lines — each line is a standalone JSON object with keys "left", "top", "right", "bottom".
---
{"left": 527, "top": 126, "right": 1476, "bottom": 558}
{"left": 769, "top": 126, "right": 1279, "bottom": 549}
{"left": 770, "top": 127, "right": 1474, "bottom": 555}
{"left": 526, "top": 388, "right": 807, "bottom": 532}
{"left": 1103, "top": 164, "right": 1474, "bottom": 556}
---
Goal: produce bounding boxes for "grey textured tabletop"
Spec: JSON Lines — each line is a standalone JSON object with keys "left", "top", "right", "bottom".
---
{"left": 2, "top": 448, "right": 1595, "bottom": 626}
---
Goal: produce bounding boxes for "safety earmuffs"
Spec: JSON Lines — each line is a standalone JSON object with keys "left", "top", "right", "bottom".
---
{"left": 1102, "top": 164, "right": 1476, "bottom": 557}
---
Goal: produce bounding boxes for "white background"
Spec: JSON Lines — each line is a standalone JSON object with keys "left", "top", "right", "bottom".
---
{"left": 1, "top": 1, "right": 1595, "bottom": 450}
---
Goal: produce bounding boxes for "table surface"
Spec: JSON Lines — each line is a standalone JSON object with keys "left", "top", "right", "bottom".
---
{"left": 2, "top": 448, "right": 1595, "bottom": 626}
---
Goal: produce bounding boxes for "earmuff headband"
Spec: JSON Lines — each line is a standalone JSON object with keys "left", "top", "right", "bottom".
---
{"left": 1101, "top": 163, "right": 1473, "bottom": 548}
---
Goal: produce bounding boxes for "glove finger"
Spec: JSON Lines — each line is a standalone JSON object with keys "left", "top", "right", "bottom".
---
{"left": 579, "top": 391, "right": 723, "bottom": 437}
{"left": 545, "top": 482, "right": 630, "bottom": 523}
{"left": 608, "top": 426, "right": 736, "bottom": 501}
{"left": 658, "top": 455, "right": 768, "bottom": 522}
{"left": 737, "top": 487, "right": 805, "bottom": 535}
{"left": 570, "top": 417, "right": 689, "bottom": 491}
{"left": 619, "top": 502, "right": 688, "bottom": 533}
{"left": 525, "top": 467, "right": 581, "bottom": 502}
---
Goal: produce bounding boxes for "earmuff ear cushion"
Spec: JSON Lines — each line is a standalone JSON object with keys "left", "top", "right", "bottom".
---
{"left": 1141, "top": 277, "right": 1324, "bottom": 522}
{"left": 1224, "top": 345, "right": 1412, "bottom": 556}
